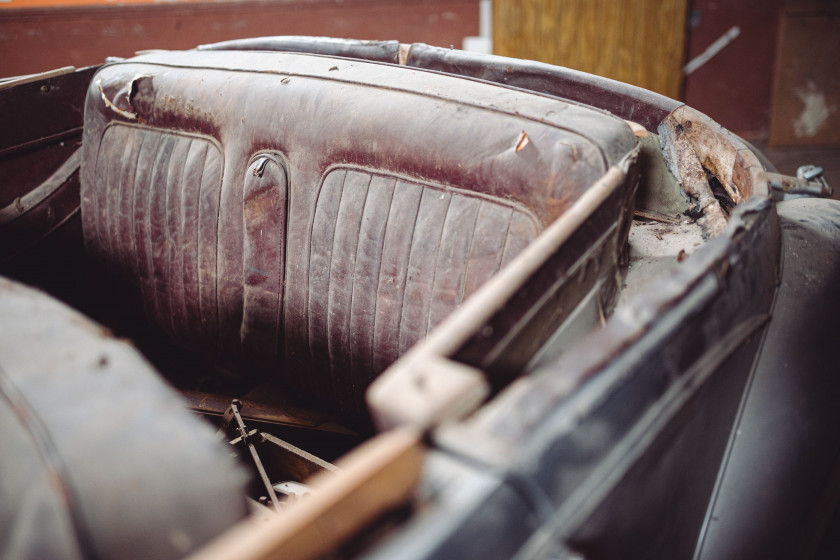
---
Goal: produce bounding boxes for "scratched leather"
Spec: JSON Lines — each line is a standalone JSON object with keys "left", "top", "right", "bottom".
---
{"left": 86, "top": 124, "right": 222, "bottom": 350}
{"left": 298, "top": 167, "right": 539, "bottom": 408}
{"left": 80, "top": 50, "right": 635, "bottom": 410}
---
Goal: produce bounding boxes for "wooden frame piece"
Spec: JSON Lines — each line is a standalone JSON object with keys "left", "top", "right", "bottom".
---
{"left": 187, "top": 428, "right": 423, "bottom": 560}
{"left": 368, "top": 151, "right": 638, "bottom": 431}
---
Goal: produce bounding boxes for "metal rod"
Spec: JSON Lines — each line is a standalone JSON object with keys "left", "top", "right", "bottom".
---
{"left": 230, "top": 399, "right": 281, "bottom": 512}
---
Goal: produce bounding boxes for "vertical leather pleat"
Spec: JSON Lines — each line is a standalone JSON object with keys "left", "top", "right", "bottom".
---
{"left": 397, "top": 187, "right": 452, "bottom": 355}
{"left": 348, "top": 175, "right": 396, "bottom": 384}
{"left": 91, "top": 128, "right": 538, "bottom": 408}
{"left": 92, "top": 125, "right": 223, "bottom": 349}
{"left": 370, "top": 180, "right": 423, "bottom": 374}
{"left": 241, "top": 153, "right": 288, "bottom": 367}
{"left": 180, "top": 140, "right": 208, "bottom": 347}
{"left": 308, "top": 169, "right": 347, "bottom": 385}
{"left": 197, "top": 146, "right": 222, "bottom": 347}
{"left": 304, "top": 167, "right": 540, "bottom": 408}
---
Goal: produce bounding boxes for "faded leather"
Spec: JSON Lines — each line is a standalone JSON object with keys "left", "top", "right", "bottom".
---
{"left": 80, "top": 50, "right": 636, "bottom": 410}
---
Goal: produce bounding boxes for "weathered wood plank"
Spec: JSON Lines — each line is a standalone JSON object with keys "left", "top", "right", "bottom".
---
{"left": 493, "top": 0, "right": 688, "bottom": 98}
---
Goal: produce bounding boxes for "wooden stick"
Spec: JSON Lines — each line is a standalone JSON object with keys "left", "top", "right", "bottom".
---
{"left": 186, "top": 428, "right": 423, "bottom": 560}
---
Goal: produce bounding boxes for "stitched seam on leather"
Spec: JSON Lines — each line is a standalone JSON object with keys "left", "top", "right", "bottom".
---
{"left": 144, "top": 135, "right": 169, "bottom": 323}
{"left": 425, "top": 193, "right": 454, "bottom": 335}
{"left": 394, "top": 184, "right": 424, "bottom": 361}
{"left": 305, "top": 170, "right": 335, "bottom": 378}
{"left": 500, "top": 213, "right": 517, "bottom": 268}
{"left": 126, "top": 129, "right": 147, "bottom": 283}
{"left": 102, "top": 128, "right": 123, "bottom": 263}
{"left": 158, "top": 137, "right": 177, "bottom": 334}
{"left": 321, "top": 162, "right": 541, "bottom": 228}
{"left": 197, "top": 143, "right": 219, "bottom": 346}
{"left": 103, "top": 59, "right": 610, "bottom": 169}
{"left": 117, "top": 131, "right": 136, "bottom": 279}
{"left": 111, "top": 132, "right": 132, "bottom": 279}
{"left": 133, "top": 132, "right": 161, "bottom": 319}
{"left": 496, "top": 206, "right": 515, "bottom": 272}
{"left": 346, "top": 174, "right": 385, "bottom": 379}
{"left": 211, "top": 150, "right": 224, "bottom": 354}
{"left": 87, "top": 128, "right": 106, "bottom": 257}
{"left": 458, "top": 198, "right": 483, "bottom": 308}
{"left": 332, "top": 173, "right": 370, "bottom": 379}
{"left": 311, "top": 170, "right": 346, "bottom": 374}
{"left": 166, "top": 138, "right": 191, "bottom": 337}
{"left": 159, "top": 136, "right": 182, "bottom": 336}
{"left": 183, "top": 140, "right": 207, "bottom": 345}
{"left": 99, "top": 127, "right": 116, "bottom": 268}
{"left": 368, "top": 178, "right": 397, "bottom": 375}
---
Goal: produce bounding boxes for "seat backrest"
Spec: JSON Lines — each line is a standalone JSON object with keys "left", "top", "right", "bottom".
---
{"left": 81, "top": 50, "right": 635, "bottom": 411}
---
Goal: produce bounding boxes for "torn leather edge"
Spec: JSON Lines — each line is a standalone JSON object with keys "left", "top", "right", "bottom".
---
{"left": 658, "top": 116, "right": 728, "bottom": 237}
{"left": 657, "top": 104, "right": 772, "bottom": 238}
{"left": 96, "top": 77, "right": 139, "bottom": 120}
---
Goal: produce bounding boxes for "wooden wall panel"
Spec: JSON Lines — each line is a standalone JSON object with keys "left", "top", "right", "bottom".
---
{"left": 493, "top": 0, "right": 688, "bottom": 99}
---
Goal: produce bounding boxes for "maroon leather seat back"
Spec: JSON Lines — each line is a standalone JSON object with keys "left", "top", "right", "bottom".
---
{"left": 302, "top": 167, "right": 538, "bottom": 408}
{"left": 88, "top": 125, "right": 225, "bottom": 348}
{"left": 81, "top": 50, "right": 635, "bottom": 410}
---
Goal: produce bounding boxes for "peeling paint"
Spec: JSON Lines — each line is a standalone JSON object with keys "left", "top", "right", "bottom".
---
{"left": 793, "top": 81, "right": 836, "bottom": 138}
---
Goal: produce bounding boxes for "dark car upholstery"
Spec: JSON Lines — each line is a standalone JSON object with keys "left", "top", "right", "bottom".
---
{"left": 81, "top": 50, "right": 635, "bottom": 410}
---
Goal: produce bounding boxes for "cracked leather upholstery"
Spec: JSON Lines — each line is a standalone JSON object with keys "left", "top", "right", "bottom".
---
{"left": 305, "top": 167, "right": 538, "bottom": 407}
{"left": 80, "top": 50, "right": 635, "bottom": 411}
{"left": 89, "top": 124, "right": 224, "bottom": 349}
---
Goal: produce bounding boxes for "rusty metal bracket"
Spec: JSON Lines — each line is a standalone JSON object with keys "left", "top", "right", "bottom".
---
{"left": 226, "top": 399, "right": 281, "bottom": 512}
{"left": 758, "top": 168, "right": 833, "bottom": 198}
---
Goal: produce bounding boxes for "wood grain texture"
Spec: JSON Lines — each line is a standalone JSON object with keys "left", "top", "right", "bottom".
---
{"left": 493, "top": 0, "right": 688, "bottom": 99}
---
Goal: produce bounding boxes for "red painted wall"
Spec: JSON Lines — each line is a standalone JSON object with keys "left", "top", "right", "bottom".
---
{"left": 682, "top": 0, "right": 781, "bottom": 140}
{"left": 0, "top": 0, "right": 479, "bottom": 77}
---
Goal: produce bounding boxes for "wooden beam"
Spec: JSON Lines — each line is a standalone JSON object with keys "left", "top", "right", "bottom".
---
{"left": 186, "top": 428, "right": 423, "bottom": 560}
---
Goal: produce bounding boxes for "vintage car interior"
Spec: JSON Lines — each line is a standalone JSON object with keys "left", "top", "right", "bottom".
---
{"left": 1, "top": 37, "right": 839, "bottom": 560}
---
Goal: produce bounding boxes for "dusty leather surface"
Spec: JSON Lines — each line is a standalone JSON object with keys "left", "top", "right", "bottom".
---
{"left": 88, "top": 124, "right": 224, "bottom": 350}
{"left": 0, "top": 276, "right": 248, "bottom": 560}
{"left": 81, "top": 50, "right": 636, "bottom": 410}
{"left": 195, "top": 38, "right": 681, "bottom": 133}
{"left": 198, "top": 36, "right": 401, "bottom": 63}
{"left": 405, "top": 44, "right": 682, "bottom": 133}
